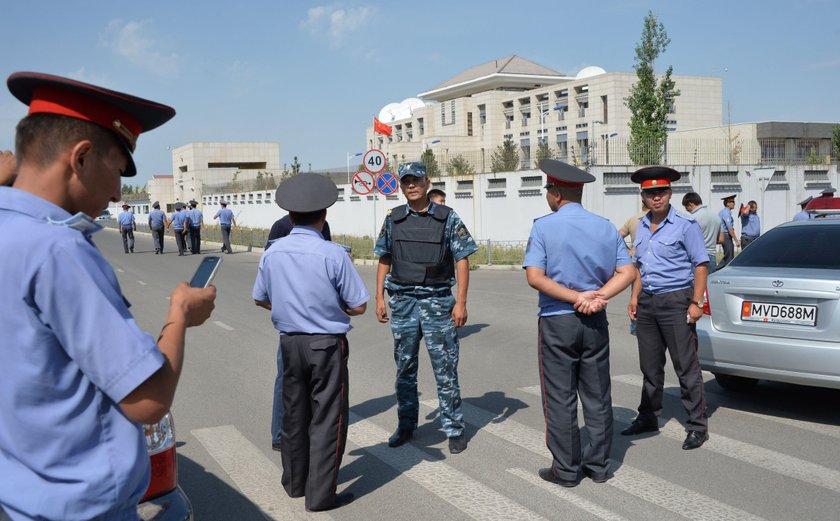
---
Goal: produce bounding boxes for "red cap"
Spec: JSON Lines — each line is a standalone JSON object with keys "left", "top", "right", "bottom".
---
{"left": 7, "top": 72, "right": 175, "bottom": 177}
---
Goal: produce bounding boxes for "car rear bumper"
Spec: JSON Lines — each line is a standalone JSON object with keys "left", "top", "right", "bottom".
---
{"left": 137, "top": 486, "right": 193, "bottom": 521}
{"left": 697, "top": 315, "right": 840, "bottom": 389}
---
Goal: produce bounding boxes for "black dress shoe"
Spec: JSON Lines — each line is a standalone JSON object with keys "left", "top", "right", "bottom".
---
{"left": 538, "top": 468, "right": 579, "bottom": 488}
{"left": 448, "top": 434, "right": 467, "bottom": 454}
{"left": 682, "top": 430, "right": 709, "bottom": 450}
{"left": 620, "top": 419, "right": 659, "bottom": 436}
{"left": 388, "top": 428, "right": 413, "bottom": 447}
{"left": 583, "top": 468, "right": 609, "bottom": 483}
{"left": 306, "top": 492, "right": 354, "bottom": 512}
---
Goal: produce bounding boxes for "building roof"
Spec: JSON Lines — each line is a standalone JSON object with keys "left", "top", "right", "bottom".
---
{"left": 152, "top": 175, "right": 173, "bottom": 179}
{"left": 418, "top": 55, "right": 568, "bottom": 102}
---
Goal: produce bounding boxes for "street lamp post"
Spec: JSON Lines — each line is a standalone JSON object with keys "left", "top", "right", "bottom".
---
{"left": 346, "top": 151, "right": 363, "bottom": 185}
{"left": 588, "top": 120, "right": 604, "bottom": 171}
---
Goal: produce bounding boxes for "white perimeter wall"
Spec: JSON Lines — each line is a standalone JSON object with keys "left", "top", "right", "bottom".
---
{"left": 200, "top": 165, "right": 839, "bottom": 243}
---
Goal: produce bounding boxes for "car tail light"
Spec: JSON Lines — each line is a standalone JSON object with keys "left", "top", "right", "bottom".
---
{"left": 141, "top": 412, "right": 178, "bottom": 502}
{"left": 702, "top": 289, "right": 711, "bottom": 316}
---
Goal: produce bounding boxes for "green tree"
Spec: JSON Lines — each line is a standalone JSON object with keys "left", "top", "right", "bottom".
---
{"left": 832, "top": 124, "right": 840, "bottom": 162}
{"left": 419, "top": 148, "right": 440, "bottom": 177}
{"left": 491, "top": 138, "right": 520, "bottom": 172}
{"left": 624, "top": 11, "right": 680, "bottom": 165}
{"left": 448, "top": 154, "right": 475, "bottom": 176}
{"left": 255, "top": 170, "right": 265, "bottom": 190}
{"left": 536, "top": 141, "right": 555, "bottom": 164}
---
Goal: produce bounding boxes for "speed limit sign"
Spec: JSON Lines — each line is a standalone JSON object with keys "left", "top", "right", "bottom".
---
{"left": 363, "top": 149, "right": 386, "bottom": 175}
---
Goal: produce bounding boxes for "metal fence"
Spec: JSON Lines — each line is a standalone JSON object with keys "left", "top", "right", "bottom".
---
{"left": 378, "top": 137, "right": 837, "bottom": 178}
{"left": 101, "top": 221, "right": 528, "bottom": 265}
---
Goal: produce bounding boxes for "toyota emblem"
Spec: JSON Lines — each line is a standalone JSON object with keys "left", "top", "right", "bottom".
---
{"left": 772, "top": 280, "right": 784, "bottom": 288}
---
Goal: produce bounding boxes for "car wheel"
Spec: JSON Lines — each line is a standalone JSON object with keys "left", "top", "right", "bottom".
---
{"left": 713, "top": 373, "right": 759, "bottom": 392}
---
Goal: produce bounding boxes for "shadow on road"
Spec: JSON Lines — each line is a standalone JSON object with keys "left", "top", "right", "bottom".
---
{"left": 178, "top": 454, "right": 268, "bottom": 521}
{"left": 457, "top": 322, "right": 490, "bottom": 339}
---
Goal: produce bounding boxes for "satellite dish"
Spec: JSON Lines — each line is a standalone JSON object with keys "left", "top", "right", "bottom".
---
{"left": 378, "top": 103, "right": 401, "bottom": 123}
{"left": 576, "top": 66, "right": 606, "bottom": 79}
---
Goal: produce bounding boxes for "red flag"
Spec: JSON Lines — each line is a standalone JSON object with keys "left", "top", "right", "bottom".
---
{"left": 374, "top": 117, "right": 392, "bottom": 136}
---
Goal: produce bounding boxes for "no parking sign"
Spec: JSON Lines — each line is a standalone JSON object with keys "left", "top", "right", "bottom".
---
{"left": 377, "top": 172, "right": 398, "bottom": 196}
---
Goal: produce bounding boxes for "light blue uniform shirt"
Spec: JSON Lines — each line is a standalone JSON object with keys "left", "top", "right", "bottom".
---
{"left": 171, "top": 210, "right": 189, "bottom": 230}
{"left": 740, "top": 212, "right": 760, "bottom": 238}
{"left": 215, "top": 207, "right": 234, "bottom": 225}
{"left": 253, "top": 226, "right": 370, "bottom": 334}
{"left": 718, "top": 207, "right": 734, "bottom": 232}
{"left": 118, "top": 210, "right": 135, "bottom": 228}
{"left": 148, "top": 208, "right": 166, "bottom": 228}
{"left": 792, "top": 210, "right": 812, "bottom": 221}
{"left": 634, "top": 205, "right": 709, "bottom": 295}
{"left": 0, "top": 187, "right": 165, "bottom": 520}
{"left": 189, "top": 208, "right": 203, "bottom": 228}
{"left": 523, "top": 203, "right": 631, "bottom": 316}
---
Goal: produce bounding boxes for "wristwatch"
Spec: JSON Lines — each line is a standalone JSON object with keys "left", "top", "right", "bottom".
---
{"left": 691, "top": 300, "right": 703, "bottom": 307}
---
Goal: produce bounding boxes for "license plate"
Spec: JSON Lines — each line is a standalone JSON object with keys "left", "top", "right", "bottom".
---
{"left": 741, "top": 301, "right": 817, "bottom": 326}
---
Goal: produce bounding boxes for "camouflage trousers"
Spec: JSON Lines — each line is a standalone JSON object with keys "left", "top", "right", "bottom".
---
{"left": 389, "top": 289, "right": 464, "bottom": 437}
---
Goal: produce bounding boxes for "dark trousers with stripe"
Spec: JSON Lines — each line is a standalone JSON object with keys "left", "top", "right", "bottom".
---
{"left": 152, "top": 226, "right": 165, "bottom": 252}
{"left": 539, "top": 312, "right": 612, "bottom": 481}
{"left": 720, "top": 234, "right": 734, "bottom": 266}
{"left": 280, "top": 333, "right": 349, "bottom": 511}
{"left": 189, "top": 227, "right": 201, "bottom": 253}
{"left": 635, "top": 288, "right": 707, "bottom": 432}
{"left": 174, "top": 229, "right": 186, "bottom": 254}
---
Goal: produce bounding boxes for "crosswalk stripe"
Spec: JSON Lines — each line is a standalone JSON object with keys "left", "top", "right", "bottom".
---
{"left": 506, "top": 469, "right": 631, "bottom": 521}
{"left": 518, "top": 385, "right": 840, "bottom": 493}
{"left": 612, "top": 373, "right": 840, "bottom": 440}
{"left": 191, "top": 425, "right": 332, "bottom": 521}
{"left": 423, "top": 400, "right": 765, "bottom": 521}
{"left": 348, "top": 412, "right": 547, "bottom": 521}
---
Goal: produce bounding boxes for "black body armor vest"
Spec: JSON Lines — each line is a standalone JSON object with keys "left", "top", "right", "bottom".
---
{"left": 389, "top": 204, "right": 454, "bottom": 285}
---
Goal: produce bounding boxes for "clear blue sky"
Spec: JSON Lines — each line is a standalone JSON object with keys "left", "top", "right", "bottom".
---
{"left": 2, "top": 0, "right": 838, "bottom": 187}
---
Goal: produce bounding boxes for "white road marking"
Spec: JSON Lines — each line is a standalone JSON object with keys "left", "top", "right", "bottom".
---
{"left": 348, "top": 412, "right": 547, "bottom": 521}
{"left": 519, "top": 384, "right": 840, "bottom": 493}
{"left": 137, "top": 280, "right": 147, "bottom": 286}
{"left": 507, "top": 468, "right": 632, "bottom": 521}
{"left": 117, "top": 268, "right": 125, "bottom": 273}
{"left": 424, "top": 400, "right": 765, "bottom": 521}
{"left": 191, "top": 425, "right": 333, "bottom": 521}
{"left": 612, "top": 373, "right": 840, "bottom": 440}
{"left": 214, "top": 320, "right": 235, "bottom": 331}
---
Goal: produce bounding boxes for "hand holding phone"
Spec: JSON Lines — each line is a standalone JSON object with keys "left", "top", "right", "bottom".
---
{"left": 190, "top": 256, "right": 222, "bottom": 288}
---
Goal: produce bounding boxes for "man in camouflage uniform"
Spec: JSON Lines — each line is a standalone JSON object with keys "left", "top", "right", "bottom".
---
{"left": 375, "top": 162, "right": 478, "bottom": 454}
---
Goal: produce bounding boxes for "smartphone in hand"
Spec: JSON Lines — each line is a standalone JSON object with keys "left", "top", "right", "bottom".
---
{"left": 189, "top": 256, "right": 222, "bottom": 288}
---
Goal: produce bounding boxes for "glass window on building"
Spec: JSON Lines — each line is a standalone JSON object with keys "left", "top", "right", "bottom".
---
{"left": 578, "top": 101, "right": 588, "bottom": 118}
{"left": 521, "top": 138, "right": 531, "bottom": 170}
{"left": 478, "top": 105, "right": 486, "bottom": 125}
{"left": 576, "top": 131, "right": 589, "bottom": 165}
{"left": 760, "top": 139, "right": 785, "bottom": 161}
{"left": 556, "top": 134, "right": 568, "bottom": 161}
{"left": 418, "top": 118, "right": 424, "bottom": 135}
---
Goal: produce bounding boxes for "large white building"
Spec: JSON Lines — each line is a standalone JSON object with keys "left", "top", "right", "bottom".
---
{"left": 365, "top": 55, "right": 723, "bottom": 173}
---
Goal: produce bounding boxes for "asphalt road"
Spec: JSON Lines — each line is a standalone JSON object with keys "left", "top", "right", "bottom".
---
{"left": 99, "top": 229, "right": 840, "bottom": 521}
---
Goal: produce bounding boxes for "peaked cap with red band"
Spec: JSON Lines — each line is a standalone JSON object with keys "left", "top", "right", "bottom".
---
{"left": 7, "top": 72, "right": 176, "bottom": 177}
{"left": 631, "top": 166, "right": 681, "bottom": 191}
{"left": 539, "top": 159, "right": 595, "bottom": 188}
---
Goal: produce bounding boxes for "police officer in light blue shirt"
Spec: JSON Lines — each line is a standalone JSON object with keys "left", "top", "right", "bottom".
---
{"left": 187, "top": 199, "right": 203, "bottom": 254}
{"left": 169, "top": 202, "right": 190, "bottom": 255}
{"left": 253, "top": 173, "right": 368, "bottom": 512}
{"left": 792, "top": 196, "right": 813, "bottom": 221}
{"left": 213, "top": 200, "right": 236, "bottom": 254}
{"left": 523, "top": 160, "right": 634, "bottom": 487}
{"left": 624, "top": 166, "right": 710, "bottom": 451}
{"left": 739, "top": 200, "right": 761, "bottom": 248}
{"left": 718, "top": 194, "right": 739, "bottom": 266}
{"left": 148, "top": 200, "right": 168, "bottom": 254}
{"left": 118, "top": 201, "right": 136, "bottom": 253}
{"left": 0, "top": 71, "right": 216, "bottom": 521}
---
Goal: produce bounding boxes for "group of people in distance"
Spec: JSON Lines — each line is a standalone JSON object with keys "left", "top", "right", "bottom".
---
{"left": 0, "top": 70, "right": 714, "bottom": 518}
